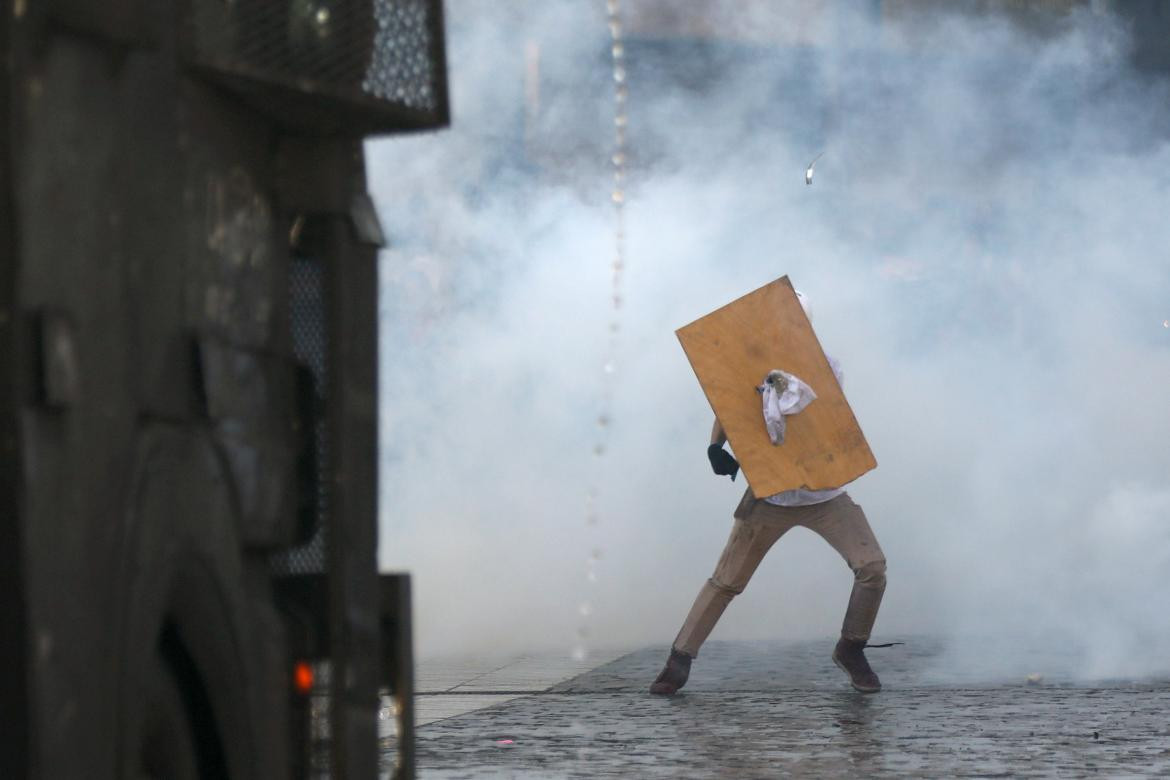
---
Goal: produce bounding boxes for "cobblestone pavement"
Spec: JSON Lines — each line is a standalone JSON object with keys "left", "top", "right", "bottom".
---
{"left": 384, "top": 639, "right": 1170, "bottom": 778}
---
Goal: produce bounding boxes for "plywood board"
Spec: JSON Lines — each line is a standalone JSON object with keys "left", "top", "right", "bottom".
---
{"left": 676, "top": 276, "right": 876, "bottom": 496}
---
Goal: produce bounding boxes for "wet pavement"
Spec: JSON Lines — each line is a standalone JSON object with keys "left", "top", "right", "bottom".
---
{"left": 385, "top": 638, "right": 1170, "bottom": 778}
{"left": 412, "top": 648, "right": 632, "bottom": 726}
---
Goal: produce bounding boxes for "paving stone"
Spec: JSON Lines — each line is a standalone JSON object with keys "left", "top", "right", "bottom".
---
{"left": 384, "top": 638, "right": 1170, "bottom": 778}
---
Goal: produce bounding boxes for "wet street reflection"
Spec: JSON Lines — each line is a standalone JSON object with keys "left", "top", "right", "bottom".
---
{"left": 386, "top": 639, "right": 1170, "bottom": 778}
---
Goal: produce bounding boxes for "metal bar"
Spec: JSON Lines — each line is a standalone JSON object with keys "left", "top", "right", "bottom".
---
{"left": 0, "top": 8, "right": 32, "bottom": 777}
{"left": 380, "top": 574, "right": 415, "bottom": 779}
{"left": 324, "top": 156, "right": 380, "bottom": 777}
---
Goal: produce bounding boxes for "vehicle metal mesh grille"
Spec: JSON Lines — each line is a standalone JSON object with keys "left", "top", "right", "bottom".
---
{"left": 272, "top": 255, "right": 328, "bottom": 575}
{"left": 187, "top": 0, "right": 446, "bottom": 130}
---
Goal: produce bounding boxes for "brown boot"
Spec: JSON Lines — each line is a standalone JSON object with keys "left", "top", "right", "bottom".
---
{"left": 832, "top": 638, "right": 881, "bottom": 693}
{"left": 649, "top": 648, "right": 692, "bottom": 695}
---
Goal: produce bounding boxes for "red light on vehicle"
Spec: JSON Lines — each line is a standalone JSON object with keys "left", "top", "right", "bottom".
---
{"left": 293, "top": 661, "right": 314, "bottom": 695}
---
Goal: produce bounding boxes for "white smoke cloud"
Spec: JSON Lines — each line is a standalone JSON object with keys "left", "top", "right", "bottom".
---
{"left": 367, "top": 1, "right": 1170, "bottom": 680}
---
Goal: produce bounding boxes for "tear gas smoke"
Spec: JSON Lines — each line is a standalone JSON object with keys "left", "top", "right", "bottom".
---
{"left": 367, "top": 1, "right": 1170, "bottom": 682}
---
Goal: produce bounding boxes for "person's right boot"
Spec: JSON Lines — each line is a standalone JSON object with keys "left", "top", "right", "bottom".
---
{"left": 832, "top": 638, "right": 881, "bottom": 693}
{"left": 649, "top": 648, "right": 692, "bottom": 695}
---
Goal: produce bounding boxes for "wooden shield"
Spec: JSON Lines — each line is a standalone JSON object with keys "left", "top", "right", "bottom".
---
{"left": 676, "top": 275, "right": 876, "bottom": 496}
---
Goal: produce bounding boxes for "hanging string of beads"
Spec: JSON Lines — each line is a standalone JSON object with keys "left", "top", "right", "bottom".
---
{"left": 574, "top": 0, "right": 628, "bottom": 664}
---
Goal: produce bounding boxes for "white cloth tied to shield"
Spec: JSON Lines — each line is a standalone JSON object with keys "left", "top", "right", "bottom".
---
{"left": 757, "top": 370, "right": 817, "bottom": 445}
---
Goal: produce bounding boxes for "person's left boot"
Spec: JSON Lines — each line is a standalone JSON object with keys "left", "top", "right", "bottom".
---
{"left": 649, "top": 648, "right": 692, "bottom": 695}
{"left": 833, "top": 638, "right": 881, "bottom": 693}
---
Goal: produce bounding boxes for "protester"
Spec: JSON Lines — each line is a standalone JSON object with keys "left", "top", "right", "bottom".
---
{"left": 651, "top": 293, "right": 888, "bottom": 695}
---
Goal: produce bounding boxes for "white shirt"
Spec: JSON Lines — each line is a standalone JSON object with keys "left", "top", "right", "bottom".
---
{"left": 762, "top": 355, "right": 847, "bottom": 507}
{"left": 760, "top": 371, "right": 817, "bottom": 445}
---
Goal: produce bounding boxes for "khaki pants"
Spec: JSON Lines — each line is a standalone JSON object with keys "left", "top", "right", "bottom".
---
{"left": 673, "top": 490, "right": 886, "bottom": 657}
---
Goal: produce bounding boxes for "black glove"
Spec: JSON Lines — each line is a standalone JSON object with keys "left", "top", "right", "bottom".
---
{"left": 707, "top": 444, "right": 739, "bottom": 481}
